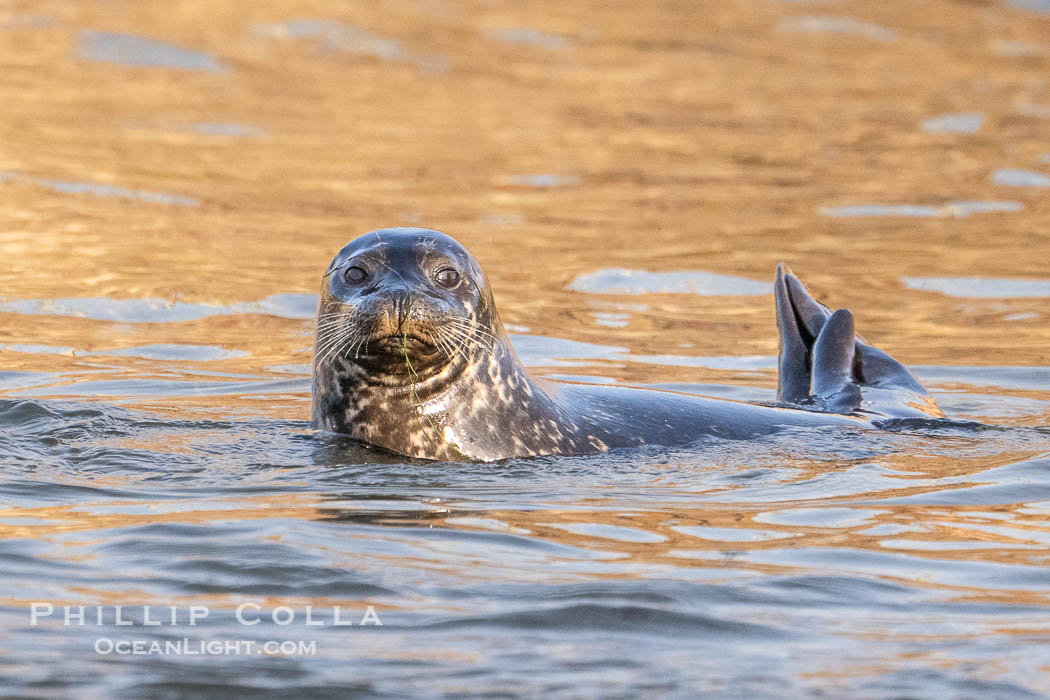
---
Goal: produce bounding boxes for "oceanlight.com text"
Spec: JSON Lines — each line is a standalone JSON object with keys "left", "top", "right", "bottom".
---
{"left": 94, "top": 638, "right": 318, "bottom": 656}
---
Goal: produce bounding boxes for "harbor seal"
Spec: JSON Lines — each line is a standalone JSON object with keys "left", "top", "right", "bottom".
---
{"left": 311, "top": 227, "right": 943, "bottom": 461}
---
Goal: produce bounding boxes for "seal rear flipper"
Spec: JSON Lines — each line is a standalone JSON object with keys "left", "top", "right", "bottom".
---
{"left": 775, "top": 263, "right": 817, "bottom": 405}
{"left": 774, "top": 264, "right": 943, "bottom": 419}
{"left": 811, "top": 308, "right": 862, "bottom": 413}
{"left": 784, "top": 268, "right": 833, "bottom": 339}
{"left": 853, "top": 341, "right": 927, "bottom": 394}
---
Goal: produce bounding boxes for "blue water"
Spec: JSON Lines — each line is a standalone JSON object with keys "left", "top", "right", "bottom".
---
{"left": 78, "top": 31, "right": 228, "bottom": 73}
{"left": 1, "top": 392, "right": 1049, "bottom": 696}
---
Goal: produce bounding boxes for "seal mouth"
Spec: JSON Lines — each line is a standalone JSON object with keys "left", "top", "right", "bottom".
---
{"left": 365, "top": 334, "right": 437, "bottom": 356}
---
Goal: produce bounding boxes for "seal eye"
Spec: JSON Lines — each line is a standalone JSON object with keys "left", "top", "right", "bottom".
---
{"left": 345, "top": 266, "right": 368, "bottom": 283}
{"left": 435, "top": 268, "right": 460, "bottom": 287}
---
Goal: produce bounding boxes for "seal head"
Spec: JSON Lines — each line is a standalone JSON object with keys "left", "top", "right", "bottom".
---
{"left": 315, "top": 227, "right": 495, "bottom": 380}
{"left": 312, "top": 227, "right": 530, "bottom": 459}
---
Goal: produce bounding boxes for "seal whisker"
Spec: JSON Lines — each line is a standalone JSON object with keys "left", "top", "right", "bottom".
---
{"left": 315, "top": 321, "right": 356, "bottom": 337}
{"left": 441, "top": 324, "right": 490, "bottom": 359}
{"left": 447, "top": 329, "right": 495, "bottom": 357}
{"left": 314, "top": 315, "right": 359, "bottom": 330}
{"left": 329, "top": 336, "right": 362, "bottom": 367}
{"left": 435, "top": 327, "right": 467, "bottom": 362}
{"left": 444, "top": 318, "right": 494, "bottom": 340}
{"left": 342, "top": 337, "right": 365, "bottom": 363}
{"left": 315, "top": 325, "right": 361, "bottom": 367}
{"left": 313, "top": 321, "right": 357, "bottom": 340}
{"left": 316, "top": 307, "right": 359, "bottom": 321}
{"left": 314, "top": 334, "right": 348, "bottom": 367}
{"left": 314, "top": 321, "right": 355, "bottom": 347}
{"left": 445, "top": 325, "right": 497, "bottom": 354}
{"left": 313, "top": 330, "right": 346, "bottom": 358}
{"left": 315, "top": 318, "right": 355, "bottom": 329}
{"left": 314, "top": 327, "right": 355, "bottom": 348}
{"left": 428, "top": 328, "right": 454, "bottom": 360}
{"left": 433, "top": 330, "right": 457, "bottom": 361}
{"left": 446, "top": 318, "right": 502, "bottom": 345}
{"left": 435, "top": 326, "right": 470, "bottom": 362}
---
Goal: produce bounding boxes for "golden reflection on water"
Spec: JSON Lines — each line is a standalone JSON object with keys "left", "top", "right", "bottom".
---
{"left": 3, "top": 0, "right": 1050, "bottom": 374}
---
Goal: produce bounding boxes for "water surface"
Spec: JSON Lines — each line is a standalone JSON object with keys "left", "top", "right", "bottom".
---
{"left": 1, "top": 0, "right": 1050, "bottom": 696}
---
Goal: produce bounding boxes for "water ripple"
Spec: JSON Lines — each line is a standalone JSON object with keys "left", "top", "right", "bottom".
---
{"left": 79, "top": 30, "right": 228, "bottom": 72}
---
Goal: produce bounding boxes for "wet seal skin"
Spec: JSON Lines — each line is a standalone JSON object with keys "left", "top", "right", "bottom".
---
{"left": 311, "top": 227, "right": 944, "bottom": 461}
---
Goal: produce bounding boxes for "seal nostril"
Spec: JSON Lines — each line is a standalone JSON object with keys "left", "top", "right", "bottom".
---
{"left": 394, "top": 292, "right": 414, "bottom": 330}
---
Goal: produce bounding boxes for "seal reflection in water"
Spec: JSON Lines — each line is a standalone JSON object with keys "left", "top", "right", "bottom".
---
{"left": 312, "top": 227, "right": 944, "bottom": 462}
